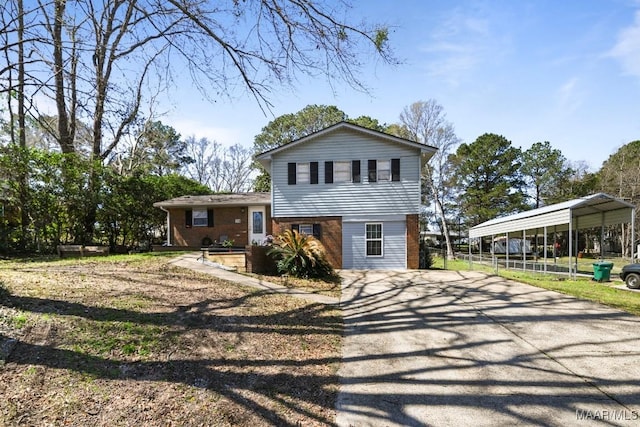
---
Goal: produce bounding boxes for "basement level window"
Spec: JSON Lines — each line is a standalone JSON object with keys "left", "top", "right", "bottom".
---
{"left": 366, "top": 223, "right": 383, "bottom": 256}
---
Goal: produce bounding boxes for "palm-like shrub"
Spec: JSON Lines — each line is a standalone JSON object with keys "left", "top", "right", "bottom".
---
{"left": 267, "top": 229, "right": 334, "bottom": 279}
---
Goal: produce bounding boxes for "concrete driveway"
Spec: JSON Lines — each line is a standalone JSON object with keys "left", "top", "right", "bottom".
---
{"left": 336, "top": 270, "right": 640, "bottom": 426}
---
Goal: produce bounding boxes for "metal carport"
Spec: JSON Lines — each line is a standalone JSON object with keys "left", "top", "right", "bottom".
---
{"left": 468, "top": 193, "right": 636, "bottom": 278}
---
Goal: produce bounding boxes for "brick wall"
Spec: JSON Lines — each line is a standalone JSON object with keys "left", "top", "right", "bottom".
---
{"left": 245, "top": 245, "right": 279, "bottom": 275}
{"left": 170, "top": 206, "right": 271, "bottom": 247}
{"left": 406, "top": 214, "right": 419, "bottom": 269}
{"left": 271, "top": 216, "right": 343, "bottom": 268}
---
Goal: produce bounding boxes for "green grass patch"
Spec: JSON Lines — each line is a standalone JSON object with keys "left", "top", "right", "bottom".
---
{"left": 434, "top": 258, "right": 640, "bottom": 316}
{"left": 67, "top": 319, "right": 167, "bottom": 358}
{"left": 9, "top": 312, "right": 29, "bottom": 328}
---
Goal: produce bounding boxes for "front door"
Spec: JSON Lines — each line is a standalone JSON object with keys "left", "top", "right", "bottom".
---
{"left": 248, "top": 206, "right": 266, "bottom": 245}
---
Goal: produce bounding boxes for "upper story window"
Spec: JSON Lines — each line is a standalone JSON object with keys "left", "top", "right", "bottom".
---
{"left": 288, "top": 162, "right": 318, "bottom": 185}
{"left": 367, "top": 159, "right": 400, "bottom": 183}
{"left": 334, "top": 161, "right": 351, "bottom": 183}
{"left": 377, "top": 160, "right": 390, "bottom": 181}
{"left": 297, "top": 162, "right": 310, "bottom": 184}
{"left": 291, "top": 159, "right": 398, "bottom": 185}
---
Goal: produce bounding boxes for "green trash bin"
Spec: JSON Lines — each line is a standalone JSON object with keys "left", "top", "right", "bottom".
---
{"left": 593, "top": 262, "right": 614, "bottom": 282}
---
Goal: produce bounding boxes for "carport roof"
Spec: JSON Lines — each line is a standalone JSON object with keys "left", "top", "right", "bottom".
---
{"left": 469, "top": 193, "right": 635, "bottom": 238}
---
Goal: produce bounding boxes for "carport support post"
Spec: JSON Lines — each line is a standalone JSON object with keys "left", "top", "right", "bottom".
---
{"left": 569, "top": 217, "right": 573, "bottom": 278}
{"left": 544, "top": 226, "right": 548, "bottom": 273}
{"left": 492, "top": 234, "right": 497, "bottom": 273}
{"left": 522, "top": 229, "right": 526, "bottom": 272}
{"left": 600, "top": 212, "right": 605, "bottom": 260}
{"left": 574, "top": 218, "right": 579, "bottom": 275}
{"left": 505, "top": 232, "right": 509, "bottom": 269}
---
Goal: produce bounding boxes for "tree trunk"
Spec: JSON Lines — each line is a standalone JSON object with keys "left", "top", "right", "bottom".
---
{"left": 53, "top": 0, "right": 74, "bottom": 153}
{"left": 431, "top": 181, "right": 455, "bottom": 259}
{"left": 17, "top": 0, "right": 30, "bottom": 250}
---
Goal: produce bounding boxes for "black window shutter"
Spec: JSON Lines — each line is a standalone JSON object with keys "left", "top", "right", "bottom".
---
{"left": 185, "top": 209, "right": 192, "bottom": 227}
{"left": 391, "top": 158, "right": 400, "bottom": 182}
{"left": 310, "top": 162, "right": 318, "bottom": 184}
{"left": 368, "top": 160, "right": 377, "bottom": 182}
{"left": 325, "top": 161, "right": 333, "bottom": 183}
{"left": 312, "top": 224, "right": 322, "bottom": 239}
{"left": 207, "top": 209, "right": 214, "bottom": 227}
{"left": 288, "top": 163, "right": 296, "bottom": 185}
{"left": 352, "top": 160, "right": 361, "bottom": 183}
{"left": 291, "top": 224, "right": 300, "bottom": 233}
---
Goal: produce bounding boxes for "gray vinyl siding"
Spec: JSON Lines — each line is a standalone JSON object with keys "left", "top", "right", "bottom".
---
{"left": 271, "top": 129, "right": 422, "bottom": 218}
{"left": 343, "top": 220, "right": 406, "bottom": 269}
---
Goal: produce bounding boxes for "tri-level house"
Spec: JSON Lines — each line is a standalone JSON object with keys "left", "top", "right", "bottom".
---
{"left": 255, "top": 121, "right": 437, "bottom": 269}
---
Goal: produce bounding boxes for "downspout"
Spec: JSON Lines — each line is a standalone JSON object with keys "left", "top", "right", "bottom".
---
{"left": 160, "top": 206, "right": 171, "bottom": 246}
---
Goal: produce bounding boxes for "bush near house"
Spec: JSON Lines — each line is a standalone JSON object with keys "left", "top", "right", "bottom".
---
{"left": 267, "top": 229, "right": 335, "bottom": 279}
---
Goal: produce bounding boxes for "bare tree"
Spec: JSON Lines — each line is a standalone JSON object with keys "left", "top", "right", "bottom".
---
{"left": 182, "top": 138, "right": 253, "bottom": 192}
{"left": 221, "top": 143, "right": 253, "bottom": 193}
{"left": 398, "top": 100, "right": 460, "bottom": 259}
{"left": 3, "top": 0, "right": 393, "bottom": 244}
{"left": 182, "top": 136, "right": 223, "bottom": 188}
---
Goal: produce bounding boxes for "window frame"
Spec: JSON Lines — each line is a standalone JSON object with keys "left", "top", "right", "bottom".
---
{"left": 377, "top": 160, "right": 391, "bottom": 182}
{"left": 334, "top": 161, "right": 351, "bottom": 183}
{"left": 299, "top": 224, "right": 314, "bottom": 235}
{"left": 297, "top": 162, "right": 310, "bottom": 184}
{"left": 365, "top": 223, "right": 383, "bottom": 257}
{"left": 192, "top": 209, "right": 209, "bottom": 227}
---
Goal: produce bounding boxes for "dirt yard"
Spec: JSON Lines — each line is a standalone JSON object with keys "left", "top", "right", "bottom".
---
{"left": 0, "top": 254, "right": 341, "bottom": 426}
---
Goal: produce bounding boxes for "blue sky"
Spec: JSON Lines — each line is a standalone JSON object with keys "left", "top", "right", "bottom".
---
{"left": 163, "top": 0, "right": 640, "bottom": 171}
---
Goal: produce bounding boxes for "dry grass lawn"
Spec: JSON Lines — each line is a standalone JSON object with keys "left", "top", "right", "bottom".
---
{"left": 0, "top": 253, "right": 342, "bottom": 426}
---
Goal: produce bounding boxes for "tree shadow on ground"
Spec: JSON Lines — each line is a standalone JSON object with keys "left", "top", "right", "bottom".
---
{"left": 337, "top": 269, "right": 640, "bottom": 426}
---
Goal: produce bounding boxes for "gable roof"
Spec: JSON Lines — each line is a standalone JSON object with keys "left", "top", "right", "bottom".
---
{"left": 153, "top": 192, "right": 270, "bottom": 209}
{"left": 469, "top": 193, "right": 635, "bottom": 238}
{"left": 254, "top": 121, "right": 437, "bottom": 169}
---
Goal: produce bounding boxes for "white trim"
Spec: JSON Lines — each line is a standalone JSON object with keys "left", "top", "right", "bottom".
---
{"left": 248, "top": 206, "right": 266, "bottom": 244}
{"left": 365, "top": 223, "right": 384, "bottom": 257}
{"left": 344, "top": 215, "right": 405, "bottom": 222}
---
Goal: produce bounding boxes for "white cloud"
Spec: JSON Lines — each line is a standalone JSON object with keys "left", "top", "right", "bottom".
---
{"left": 421, "top": 6, "right": 510, "bottom": 86}
{"left": 609, "top": 10, "right": 640, "bottom": 77}
{"left": 556, "top": 77, "right": 584, "bottom": 114}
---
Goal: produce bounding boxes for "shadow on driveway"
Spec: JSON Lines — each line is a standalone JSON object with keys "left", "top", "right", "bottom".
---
{"left": 337, "top": 269, "right": 640, "bottom": 426}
